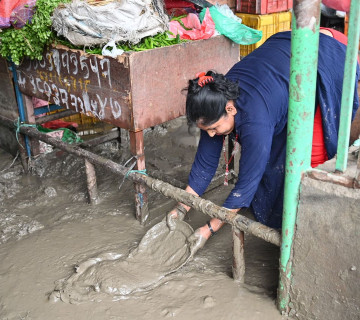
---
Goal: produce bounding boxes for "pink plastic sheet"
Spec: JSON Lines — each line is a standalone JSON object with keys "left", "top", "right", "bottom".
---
{"left": 168, "top": 9, "right": 215, "bottom": 40}
{"left": 0, "top": 0, "right": 36, "bottom": 29}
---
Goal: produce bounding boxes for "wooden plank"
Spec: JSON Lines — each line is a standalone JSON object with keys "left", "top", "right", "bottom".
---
{"left": 15, "top": 36, "right": 239, "bottom": 131}
{"left": 16, "top": 47, "right": 133, "bottom": 129}
{"left": 0, "top": 58, "right": 18, "bottom": 119}
{"left": 130, "top": 36, "right": 239, "bottom": 130}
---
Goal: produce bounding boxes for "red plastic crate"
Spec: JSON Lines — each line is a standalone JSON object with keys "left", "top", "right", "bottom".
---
{"left": 236, "top": 0, "right": 292, "bottom": 14}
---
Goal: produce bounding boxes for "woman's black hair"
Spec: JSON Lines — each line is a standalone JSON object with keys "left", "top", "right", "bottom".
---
{"left": 183, "top": 70, "right": 240, "bottom": 126}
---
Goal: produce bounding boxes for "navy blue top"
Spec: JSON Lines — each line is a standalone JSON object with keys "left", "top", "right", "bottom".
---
{"left": 188, "top": 31, "right": 359, "bottom": 228}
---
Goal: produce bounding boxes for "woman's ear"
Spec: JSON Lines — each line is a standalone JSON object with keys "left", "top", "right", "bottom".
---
{"left": 225, "top": 100, "right": 237, "bottom": 116}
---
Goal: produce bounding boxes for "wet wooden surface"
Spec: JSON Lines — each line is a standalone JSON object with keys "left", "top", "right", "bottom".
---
{"left": 15, "top": 36, "right": 239, "bottom": 131}
{"left": 0, "top": 58, "right": 18, "bottom": 119}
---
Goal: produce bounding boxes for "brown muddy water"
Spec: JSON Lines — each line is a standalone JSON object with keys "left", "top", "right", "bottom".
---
{"left": 0, "top": 118, "right": 284, "bottom": 320}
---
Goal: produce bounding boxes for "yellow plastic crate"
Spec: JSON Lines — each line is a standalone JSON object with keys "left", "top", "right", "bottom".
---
{"left": 49, "top": 109, "right": 114, "bottom": 136}
{"left": 236, "top": 11, "right": 292, "bottom": 57}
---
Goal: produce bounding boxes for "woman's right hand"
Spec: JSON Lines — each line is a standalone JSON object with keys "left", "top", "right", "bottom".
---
{"left": 166, "top": 204, "right": 188, "bottom": 230}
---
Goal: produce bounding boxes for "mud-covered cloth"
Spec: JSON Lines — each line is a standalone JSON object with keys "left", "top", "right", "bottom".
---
{"left": 188, "top": 31, "right": 359, "bottom": 229}
{"left": 52, "top": 0, "right": 169, "bottom": 46}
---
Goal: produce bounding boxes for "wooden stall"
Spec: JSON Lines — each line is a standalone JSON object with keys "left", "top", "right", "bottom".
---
{"left": 14, "top": 35, "right": 239, "bottom": 223}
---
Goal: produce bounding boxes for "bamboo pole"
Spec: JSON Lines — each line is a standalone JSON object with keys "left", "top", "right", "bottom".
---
{"left": 0, "top": 114, "right": 281, "bottom": 246}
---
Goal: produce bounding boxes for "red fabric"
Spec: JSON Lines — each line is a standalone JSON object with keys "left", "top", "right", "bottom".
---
{"left": 322, "top": 0, "right": 350, "bottom": 12}
{"left": 165, "top": 0, "right": 195, "bottom": 10}
{"left": 311, "top": 106, "right": 328, "bottom": 168}
{"left": 321, "top": 27, "right": 348, "bottom": 45}
{"left": 42, "top": 120, "right": 78, "bottom": 130}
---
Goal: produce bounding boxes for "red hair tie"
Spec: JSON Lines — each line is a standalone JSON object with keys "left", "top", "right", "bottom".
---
{"left": 196, "top": 72, "right": 214, "bottom": 87}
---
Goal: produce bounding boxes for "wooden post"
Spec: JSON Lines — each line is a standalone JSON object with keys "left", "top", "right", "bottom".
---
{"left": 85, "top": 159, "right": 98, "bottom": 204}
{"left": 232, "top": 226, "right": 245, "bottom": 283}
{"left": 18, "top": 134, "right": 29, "bottom": 173}
{"left": 22, "top": 94, "right": 40, "bottom": 156}
{"left": 129, "top": 130, "right": 149, "bottom": 224}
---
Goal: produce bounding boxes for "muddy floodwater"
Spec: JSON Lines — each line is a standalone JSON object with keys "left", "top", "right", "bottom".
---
{"left": 0, "top": 118, "right": 284, "bottom": 320}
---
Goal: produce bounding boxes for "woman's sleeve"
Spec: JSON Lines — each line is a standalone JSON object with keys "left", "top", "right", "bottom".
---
{"left": 188, "top": 129, "right": 223, "bottom": 196}
{"left": 223, "top": 122, "right": 274, "bottom": 209}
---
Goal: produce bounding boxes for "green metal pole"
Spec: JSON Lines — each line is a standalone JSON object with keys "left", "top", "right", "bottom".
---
{"left": 278, "top": 0, "right": 321, "bottom": 314}
{"left": 335, "top": 0, "right": 360, "bottom": 172}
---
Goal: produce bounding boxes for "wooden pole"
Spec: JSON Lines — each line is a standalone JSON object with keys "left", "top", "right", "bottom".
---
{"left": 307, "top": 168, "right": 358, "bottom": 189}
{"left": 22, "top": 94, "right": 40, "bottom": 156}
{"left": 85, "top": 159, "right": 99, "bottom": 204}
{"left": 80, "top": 130, "right": 119, "bottom": 148}
{"left": 35, "top": 110, "right": 77, "bottom": 125}
{"left": 17, "top": 134, "right": 29, "bottom": 173}
{"left": 0, "top": 114, "right": 281, "bottom": 246}
{"left": 232, "top": 226, "right": 245, "bottom": 283}
{"left": 129, "top": 130, "right": 149, "bottom": 225}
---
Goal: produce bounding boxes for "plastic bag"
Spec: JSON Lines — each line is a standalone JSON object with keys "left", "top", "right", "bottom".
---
{"left": 102, "top": 40, "right": 124, "bottom": 58}
{"left": 0, "top": 0, "right": 36, "bottom": 29}
{"left": 169, "top": 9, "right": 216, "bottom": 40}
{"left": 199, "top": 4, "right": 262, "bottom": 45}
{"left": 37, "top": 125, "right": 82, "bottom": 144}
{"left": 52, "top": 0, "right": 169, "bottom": 46}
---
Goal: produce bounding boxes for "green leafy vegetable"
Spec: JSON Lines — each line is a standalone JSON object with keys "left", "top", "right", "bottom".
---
{"left": 55, "top": 31, "right": 187, "bottom": 55}
{"left": 0, "top": 2, "right": 189, "bottom": 64}
{"left": 0, "top": 0, "right": 71, "bottom": 65}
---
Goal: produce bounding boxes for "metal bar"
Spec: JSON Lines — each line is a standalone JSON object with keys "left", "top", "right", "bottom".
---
{"left": 278, "top": 0, "right": 321, "bottom": 314}
{"left": 232, "top": 226, "right": 245, "bottom": 283}
{"left": 0, "top": 114, "right": 281, "bottom": 246}
{"left": 10, "top": 62, "right": 32, "bottom": 158}
{"left": 335, "top": 0, "right": 360, "bottom": 172}
{"left": 35, "top": 110, "right": 78, "bottom": 125}
{"left": 85, "top": 159, "right": 99, "bottom": 204}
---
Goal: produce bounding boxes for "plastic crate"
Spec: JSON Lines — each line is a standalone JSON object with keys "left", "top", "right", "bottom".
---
{"left": 236, "top": 11, "right": 292, "bottom": 57}
{"left": 236, "top": 0, "right": 292, "bottom": 14}
{"left": 49, "top": 109, "right": 114, "bottom": 136}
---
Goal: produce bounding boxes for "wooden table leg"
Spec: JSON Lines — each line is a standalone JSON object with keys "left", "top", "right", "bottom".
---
{"left": 18, "top": 134, "right": 29, "bottom": 173}
{"left": 129, "top": 130, "right": 149, "bottom": 224}
{"left": 85, "top": 159, "right": 99, "bottom": 204}
{"left": 232, "top": 226, "right": 245, "bottom": 283}
{"left": 23, "top": 94, "right": 40, "bottom": 156}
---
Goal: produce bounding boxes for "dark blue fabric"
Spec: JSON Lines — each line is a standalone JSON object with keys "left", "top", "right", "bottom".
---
{"left": 188, "top": 31, "right": 359, "bottom": 229}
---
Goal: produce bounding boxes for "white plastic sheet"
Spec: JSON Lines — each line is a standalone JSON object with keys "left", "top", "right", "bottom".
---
{"left": 52, "top": 0, "right": 169, "bottom": 46}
